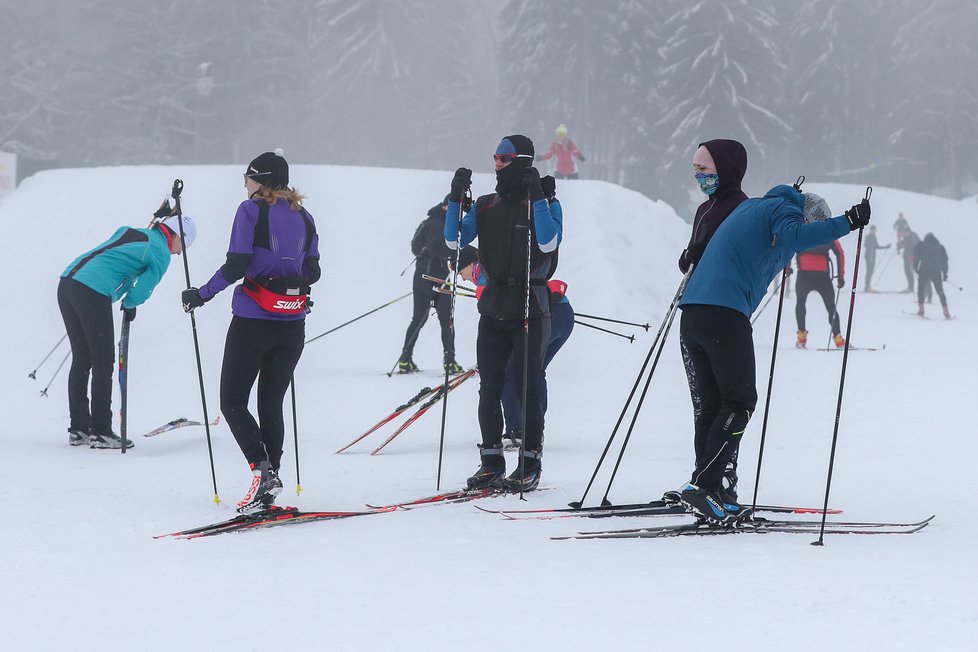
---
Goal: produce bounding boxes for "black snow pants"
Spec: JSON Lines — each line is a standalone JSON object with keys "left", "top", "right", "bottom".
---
{"left": 220, "top": 316, "right": 304, "bottom": 470}
{"left": 57, "top": 277, "right": 115, "bottom": 437}
{"left": 795, "top": 270, "right": 841, "bottom": 335}
{"left": 401, "top": 269, "right": 454, "bottom": 359}
{"left": 679, "top": 305, "right": 757, "bottom": 492}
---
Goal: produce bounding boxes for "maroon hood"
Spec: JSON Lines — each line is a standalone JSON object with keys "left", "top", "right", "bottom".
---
{"left": 689, "top": 139, "right": 749, "bottom": 247}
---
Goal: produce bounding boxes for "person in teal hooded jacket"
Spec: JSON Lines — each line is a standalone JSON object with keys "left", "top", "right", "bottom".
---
{"left": 57, "top": 214, "right": 195, "bottom": 449}
{"left": 672, "top": 184, "right": 870, "bottom": 526}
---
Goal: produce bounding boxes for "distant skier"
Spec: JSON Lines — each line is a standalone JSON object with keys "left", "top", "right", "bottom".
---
{"left": 445, "top": 134, "right": 562, "bottom": 492}
{"left": 58, "top": 212, "right": 194, "bottom": 449}
{"left": 862, "top": 225, "right": 890, "bottom": 292}
{"left": 794, "top": 235, "right": 847, "bottom": 349}
{"left": 539, "top": 124, "right": 585, "bottom": 179}
{"left": 397, "top": 195, "right": 462, "bottom": 374}
{"left": 180, "top": 151, "right": 321, "bottom": 515}
{"left": 674, "top": 187, "right": 870, "bottom": 526}
{"left": 913, "top": 233, "right": 951, "bottom": 319}
{"left": 897, "top": 228, "right": 921, "bottom": 293}
{"left": 678, "top": 139, "right": 749, "bottom": 274}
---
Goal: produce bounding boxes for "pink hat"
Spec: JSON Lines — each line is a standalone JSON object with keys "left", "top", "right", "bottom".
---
{"left": 692, "top": 145, "right": 716, "bottom": 172}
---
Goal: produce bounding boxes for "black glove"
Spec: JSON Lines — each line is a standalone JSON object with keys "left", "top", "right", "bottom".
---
{"left": 522, "top": 167, "right": 544, "bottom": 201}
{"left": 181, "top": 287, "right": 206, "bottom": 313}
{"left": 578, "top": 154, "right": 586, "bottom": 162}
{"left": 678, "top": 243, "right": 705, "bottom": 273}
{"left": 153, "top": 198, "right": 173, "bottom": 220}
{"left": 121, "top": 306, "right": 137, "bottom": 322}
{"left": 837, "top": 276, "right": 845, "bottom": 289}
{"left": 844, "top": 199, "right": 871, "bottom": 231}
{"left": 450, "top": 167, "right": 472, "bottom": 202}
{"left": 541, "top": 175, "right": 556, "bottom": 202}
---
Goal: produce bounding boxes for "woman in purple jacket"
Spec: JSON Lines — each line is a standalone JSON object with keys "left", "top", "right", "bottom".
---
{"left": 182, "top": 150, "right": 321, "bottom": 514}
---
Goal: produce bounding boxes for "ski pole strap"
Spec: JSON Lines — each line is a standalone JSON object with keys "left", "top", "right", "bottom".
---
{"left": 242, "top": 276, "right": 310, "bottom": 314}
{"left": 487, "top": 277, "right": 547, "bottom": 288}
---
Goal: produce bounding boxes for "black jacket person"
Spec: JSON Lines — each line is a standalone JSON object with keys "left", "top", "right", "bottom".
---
{"left": 444, "top": 134, "right": 563, "bottom": 492}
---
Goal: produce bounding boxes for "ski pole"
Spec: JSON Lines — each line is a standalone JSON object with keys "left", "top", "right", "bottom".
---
{"left": 570, "top": 269, "right": 693, "bottom": 509}
{"left": 572, "top": 312, "right": 650, "bottom": 331}
{"left": 172, "top": 179, "right": 221, "bottom": 505}
{"left": 574, "top": 319, "right": 634, "bottom": 342}
{"left": 437, "top": 186, "right": 470, "bottom": 490}
{"left": 290, "top": 376, "right": 302, "bottom": 495}
{"left": 29, "top": 333, "right": 68, "bottom": 379}
{"left": 399, "top": 256, "right": 419, "bottom": 277}
{"left": 946, "top": 279, "right": 963, "bottom": 291}
{"left": 597, "top": 273, "right": 687, "bottom": 506}
{"left": 386, "top": 307, "right": 436, "bottom": 377}
{"left": 750, "top": 268, "right": 789, "bottom": 510}
{"left": 306, "top": 292, "right": 412, "bottom": 345}
{"left": 39, "top": 351, "right": 71, "bottom": 397}
{"left": 118, "top": 317, "right": 130, "bottom": 455}
{"left": 814, "top": 186, "right": 872, "bottom": 546}
{"left": 518, "top": 192, "right": 534, "bottom": 501}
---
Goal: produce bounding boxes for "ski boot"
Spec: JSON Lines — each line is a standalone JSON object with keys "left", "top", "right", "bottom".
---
{"left": 443, "top": 355, "right": 463, "bottom": 374}
{"left": 796, "top": 330, "right": 808, "bottom": 349}
{"left": 502, "top": 449, "right": 542, "bottom": 492}
{"left": 943, "top": 304, "right": 952, "bottom": 320}
{"left": 466, "top": 444, "right": 506, "bottom": 490}
{"left": 833, "top": 333, "right": 846, "bottom": 348}
{"left": 916, "top": 304, "right": 925, "bottom": 317}
{"left": 236, "top": 461, "right": 283, "bottom": 515}
{"left": 502, "top": 431, "right": 522, "bottom": 451}
{"left": 68, "top": 427, "right": 89, "bottom": 447}
{"left": 89, "top": 431, "right": 134, "bottom": 449}
{"left": 679, "top": 483, "right": 737, "bottom": 527}
{"left": 397, "top": 357, "right": 419, "bottom": 374}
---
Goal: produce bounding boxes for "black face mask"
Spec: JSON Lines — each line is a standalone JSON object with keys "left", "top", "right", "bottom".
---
{"left": 495, "top": 158, "right": 531, "bottom": 198}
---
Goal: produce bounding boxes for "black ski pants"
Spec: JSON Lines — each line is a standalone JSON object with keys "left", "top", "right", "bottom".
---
{"left": 401, "top": 269, "right": 453, "bottom": 359}
{"left": 917, "top": 270, "right": 947, "bottom": 307}
{"left": 220, "top": 316, "right": 304, "bottom": 470}
{"left": 679, "top": 305, "right": 757, "bottom": 492}
{"left": 476, "top": 314, "right": 550, "bottom": 451}
{"left": 795, "top": 271, "right": 841, "bottom": 335}
{"left": 864, "top": 252, "right": 876, "bottom": 291}
{"left": 57, "top": 277, "right": 115, "bottom": 436}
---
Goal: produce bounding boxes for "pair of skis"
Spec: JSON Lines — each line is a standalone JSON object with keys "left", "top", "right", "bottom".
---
{"left": 473, "top": 500, "right": 840, "bottom": 521}
{"left": 336, "top": 368, "right": 477, "bottom": 455}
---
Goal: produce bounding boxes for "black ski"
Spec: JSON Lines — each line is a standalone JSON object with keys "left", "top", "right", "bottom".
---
{"left": 156, "top": 505, "right": 397, "bottom": 539}
{"left": 555, "top": 515, "right": 934, "bottom": 540}
{"left": 475, "top": 500, "right": 841, "bottom": 520}
{"left": 366, "top": 485, "right": 550, "bottom": 511}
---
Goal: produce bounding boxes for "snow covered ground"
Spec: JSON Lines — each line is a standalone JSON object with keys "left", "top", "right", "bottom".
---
{"left": 1, "top": 166, "right": 975, "bottom": 650}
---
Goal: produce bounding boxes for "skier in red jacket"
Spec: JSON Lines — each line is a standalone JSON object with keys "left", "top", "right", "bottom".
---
{"left": 794, "top": 239, "right": 847, "bottom": 348}
{"left": 539, "top": 124, "right": 585, "bottom": 179}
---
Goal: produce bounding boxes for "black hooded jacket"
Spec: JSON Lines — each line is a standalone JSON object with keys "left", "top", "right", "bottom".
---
{"left": 913, "top": 233, "right": 948, "bottom": 276}
{"left": 411, "top": 203, "right": 454, "bottom": 277}
{"left": 679, "top": 139, "right": 749, "bottom": 273}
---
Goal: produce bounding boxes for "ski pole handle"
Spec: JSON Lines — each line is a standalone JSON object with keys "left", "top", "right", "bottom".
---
{"left": 171, "top": 179, "right": 184, "bottom": 199}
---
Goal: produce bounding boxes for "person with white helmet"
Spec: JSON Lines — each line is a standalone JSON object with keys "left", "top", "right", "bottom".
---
{"left": 181, "top": 150, "right": 321, "bottom": 515}
{"left": 58, "top": 209, "right": 195, "bottom": 449}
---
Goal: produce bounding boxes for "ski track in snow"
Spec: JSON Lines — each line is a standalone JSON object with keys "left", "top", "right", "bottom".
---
{"left": 1, "top": 168, "right": 976, "bottom": 650}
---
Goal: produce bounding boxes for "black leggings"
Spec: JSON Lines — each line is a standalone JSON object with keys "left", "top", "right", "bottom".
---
{"left": 476, "top": 315, "right": 550, "bottom": 450}
{"left": 401, "top": 270, "right": 453, "bottom": 358}
{"left": 220, "top": 316, "right": 305, "bottom": 470}
{"left": 795, "top": 271, "right": 840, "bottom": 335}
{"left": 57, "top": 277, "right": 115, "bottom": 436}
{"left": 680, "top": 305, "right": 757, "bottom": 492}
{"left": 917, "top": 270, "right": 947, "bottom": 306}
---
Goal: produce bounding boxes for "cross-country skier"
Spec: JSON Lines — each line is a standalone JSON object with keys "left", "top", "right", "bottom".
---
{"left": 913, "top": 232, "right": 951, "bottom": 319}
{"left": 793, "top": 235, "right": 847, "bottom": 349}
{"left": 397, "top": 195, "right": 462, "bottom": 374}
{"left": 678, "top": 139, "right": 749, "bottom": 274}
{"left": 445, "top": 134, "right": 562, "bottom": 492}
{"left": 58, "top": 213, "right": 195, "bottom": 448}
{"left": 180, "top": 150, "right": 321, "bottom": 514}
{"left": 862, "top": 225, "right": 890, "bottom": 292}
{"left": 674, "top": 187, "right": 870, "bottom": 526}
{"left": 897, "top": 228, "right": 921, "bottom": 294}
{"left": 539, "top": 124, "right": 585, "bottom": 179}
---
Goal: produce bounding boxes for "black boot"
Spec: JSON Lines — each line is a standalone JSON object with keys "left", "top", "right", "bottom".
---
{"left": 502, "top": 449, "right": 542, "bottom": 492}
{"left": 466, "top": 445, "right": 506, "bottom": 489}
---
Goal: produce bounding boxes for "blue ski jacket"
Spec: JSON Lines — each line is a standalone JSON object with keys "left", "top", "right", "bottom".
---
{"left": 61, "top": 226, "right": 172, "bottom": 309}
{"left": 680, "top": 185, "right": 851, "bottom": 317}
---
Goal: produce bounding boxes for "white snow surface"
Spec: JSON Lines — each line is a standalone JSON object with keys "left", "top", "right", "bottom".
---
{"left": 1, "top": 168, "right": 976, "bottom": 650}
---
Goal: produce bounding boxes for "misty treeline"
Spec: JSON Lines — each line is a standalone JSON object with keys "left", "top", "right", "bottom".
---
{"left": 2, "top": 0, "right": 976, "bottom": 212}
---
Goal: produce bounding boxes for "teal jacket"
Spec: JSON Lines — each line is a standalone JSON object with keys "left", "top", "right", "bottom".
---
{"left": 680, "top": 185, "right": 851, "bottom": 317}
{"left": 61, "top": 226, "right": 172, "bottom": 309}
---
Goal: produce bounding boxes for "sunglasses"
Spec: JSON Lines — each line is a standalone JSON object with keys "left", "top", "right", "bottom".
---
{"left": 493, "top": 153, "right": 533, "bottom": 163}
